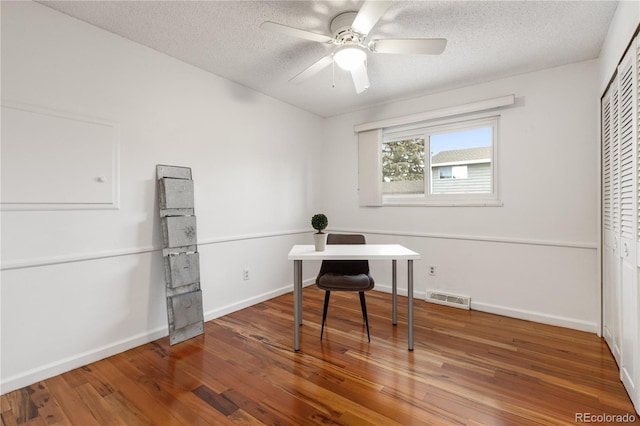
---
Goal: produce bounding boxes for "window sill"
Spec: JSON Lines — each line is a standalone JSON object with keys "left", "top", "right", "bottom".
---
{"left": 381, "top": 199, "right": 504, "bottom": 207}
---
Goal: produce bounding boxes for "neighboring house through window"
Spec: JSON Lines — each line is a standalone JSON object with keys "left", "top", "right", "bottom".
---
{"left": 431, "top": 146, "right": 491, "bottom": 194}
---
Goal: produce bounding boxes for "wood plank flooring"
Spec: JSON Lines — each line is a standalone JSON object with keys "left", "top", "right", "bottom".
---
{"left": 2, "top": 286, "right": 638, "bottom": 425}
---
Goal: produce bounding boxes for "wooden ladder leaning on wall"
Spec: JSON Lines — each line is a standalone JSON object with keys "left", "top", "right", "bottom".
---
{"left": 156, "top": 164, "right": 204, "bottom": 345}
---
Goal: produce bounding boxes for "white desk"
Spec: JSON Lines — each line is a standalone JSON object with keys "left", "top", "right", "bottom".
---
{"left": 287, "top": 244, "right": 421, "bottom": 351}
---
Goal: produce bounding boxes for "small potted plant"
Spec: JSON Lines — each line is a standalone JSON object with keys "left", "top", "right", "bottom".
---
{"left": 311, "top": 213, "right": 328, "bottom": 251}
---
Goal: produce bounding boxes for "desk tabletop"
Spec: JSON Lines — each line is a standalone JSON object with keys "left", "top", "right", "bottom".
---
{"left": 288, "top": 244, "right": 421, "bottom": 260}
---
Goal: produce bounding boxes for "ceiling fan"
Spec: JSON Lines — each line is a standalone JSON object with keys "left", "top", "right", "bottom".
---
{"left": 260, "top": 0, "right": 446, "bottom": 94}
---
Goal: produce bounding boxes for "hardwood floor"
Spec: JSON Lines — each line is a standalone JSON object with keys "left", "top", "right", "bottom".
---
{"left": 2, "top": 286, "right": 638, "bottom": 425}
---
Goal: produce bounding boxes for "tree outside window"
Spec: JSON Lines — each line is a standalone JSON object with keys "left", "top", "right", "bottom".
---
{"left": 382, "top": 137, "right": 425, "bottom": 195}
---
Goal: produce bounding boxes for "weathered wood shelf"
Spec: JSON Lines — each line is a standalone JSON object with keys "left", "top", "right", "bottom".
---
{"left": 156, "top": 164, "right": 204, "bottom": 345}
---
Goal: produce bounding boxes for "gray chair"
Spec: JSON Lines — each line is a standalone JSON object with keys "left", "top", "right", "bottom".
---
{"left": 315, "top": 234, "right": 375, "bottom": 341}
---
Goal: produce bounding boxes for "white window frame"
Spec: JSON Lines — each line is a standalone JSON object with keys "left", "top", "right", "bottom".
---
{"left": 380, "top": 115, "right": 501, "bottom": 206}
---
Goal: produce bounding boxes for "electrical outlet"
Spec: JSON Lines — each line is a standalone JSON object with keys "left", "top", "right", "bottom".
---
{"left": 429, "top": 266, "right": 436, "bottom": 276}
{"left": 243, "top": 268, "right": 250, "bottom": 280}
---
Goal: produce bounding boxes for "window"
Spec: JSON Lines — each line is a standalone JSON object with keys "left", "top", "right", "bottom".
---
{"left": 380, "top": 116, "right": 499, "bottom": 205}
{"left": 437, "top": 165, "right": 467, "bottom": 180}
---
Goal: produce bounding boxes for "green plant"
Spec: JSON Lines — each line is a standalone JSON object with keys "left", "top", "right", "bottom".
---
{"left": 311, "top": 213, "right": 328, "bottom": 234}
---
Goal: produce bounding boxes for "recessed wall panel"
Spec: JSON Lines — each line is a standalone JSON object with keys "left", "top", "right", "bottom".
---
{"left": 1, "top": 103, "right": 119, "bottom": 210}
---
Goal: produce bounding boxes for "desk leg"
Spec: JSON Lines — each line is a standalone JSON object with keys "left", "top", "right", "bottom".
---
{"left": 297, "top": 268, "right": 303, "bottom": 326}
{"left": 293, "top": 260, "right": 302, "bottom": 351}
{"left": 408, "top": 259, "right": 414, "bottom": 351}
{"left": 392, "top": 259, "right": 397, "bottom": 325}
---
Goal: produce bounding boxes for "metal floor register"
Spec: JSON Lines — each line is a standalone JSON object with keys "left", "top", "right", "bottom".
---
{"left": 156, "top": 165, "right": 204, "bottom": 345}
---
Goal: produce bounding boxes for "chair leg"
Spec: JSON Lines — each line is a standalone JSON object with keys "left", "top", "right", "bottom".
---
{"left": 359, "top": 292, "right": 371, "bottom": 342}
{"left": 321, "top": 291, "right": 331, "bottom": 340}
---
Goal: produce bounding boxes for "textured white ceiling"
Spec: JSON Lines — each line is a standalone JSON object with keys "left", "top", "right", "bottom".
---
{"left": 38, "top": 0, "right": 618, "bottom": 117}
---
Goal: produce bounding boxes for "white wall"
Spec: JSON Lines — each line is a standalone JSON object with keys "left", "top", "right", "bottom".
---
{"left": 320, "top": 60, "right": 600, "bottom": 333}
{"left": 0, "top": 1, "right": 323, "bottom": 393}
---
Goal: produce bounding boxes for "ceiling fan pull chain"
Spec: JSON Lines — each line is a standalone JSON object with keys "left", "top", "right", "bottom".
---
{"left": 332, "top": 57, "right": 336, "bottom": 88}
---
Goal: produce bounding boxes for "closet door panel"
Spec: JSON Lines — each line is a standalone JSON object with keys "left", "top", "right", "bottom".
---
{"left": 619, "top": 40, "right": 639, "bottom": 406}
{"left": 603, "top": 85, "right": 621, "bottom": 361}
{"left": 601, "top": 33, "right": 640, "bottom": 416}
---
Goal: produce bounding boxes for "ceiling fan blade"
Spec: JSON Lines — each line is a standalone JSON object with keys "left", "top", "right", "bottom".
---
{"left": 289, "top": 54, "right": 334, "bottom": 83}
{"left": 351, "top": 61, "right": 370, "bottom": 94}
{"left": 372, "top": 38, "right": 447, "bottom": 55}
{"left": 352, "top": 0, "right": 392, "bottom": 35}
{"left": 260, "top": 21, "right": 334, "bottom": 44}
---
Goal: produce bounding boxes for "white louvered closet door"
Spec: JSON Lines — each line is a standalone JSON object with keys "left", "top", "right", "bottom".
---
{"left": 602, "top": 86, "right": 621, "bottom": 363}
{"left": 602, "top": 37, "right": 640, "bottom": 414}
{"left": 618, "top": 43, "right": 639, "bottom": 402}
{"left": 618, "top": 39, "right": 638, "bottom": 403}
{"left": 619, "top": 41, "right": 638, "bottom": 402}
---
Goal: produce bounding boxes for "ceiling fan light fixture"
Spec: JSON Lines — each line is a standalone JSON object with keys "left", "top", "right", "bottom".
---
{"left": 333, "top": 45, "right": 367, "bottom": 71}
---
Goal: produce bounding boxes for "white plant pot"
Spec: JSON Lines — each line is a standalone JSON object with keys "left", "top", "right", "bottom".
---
{"left": 313, "top": 233, "right": 327, "bottom": 251}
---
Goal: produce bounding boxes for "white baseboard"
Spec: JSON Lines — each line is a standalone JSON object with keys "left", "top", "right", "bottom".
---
{"left": 374, "top": 284, "right": 597, "bottom": 333}
{"left": 374, "top": 283, "right": 427, "bottom": 300}
{"left": 0, "top": 327, "right": 168, "bottom": 395}
{"left": 2, "top": 278, "right": 596, "bottom": 395}
{"left": 203, "top": 278, "right": 315, "bottom": 321}
{"left": 470, "top": 301, "right": 598, "bottom": 333}
{"left": 0, "top": 278, "right": 315, "bottom": 396}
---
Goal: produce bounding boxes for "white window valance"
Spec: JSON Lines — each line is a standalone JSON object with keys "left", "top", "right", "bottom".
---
{"left": 354, "top": 94, "right": 515, "bottom": 133}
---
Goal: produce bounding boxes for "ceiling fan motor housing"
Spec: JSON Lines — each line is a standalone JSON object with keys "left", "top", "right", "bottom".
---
{"left": 330, "top": 11, "right": 364, "bottom": 46}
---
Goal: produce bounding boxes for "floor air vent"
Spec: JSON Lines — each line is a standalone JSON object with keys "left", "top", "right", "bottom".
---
{"left": 425, "top": 290, "right": 471, "bottom": 310}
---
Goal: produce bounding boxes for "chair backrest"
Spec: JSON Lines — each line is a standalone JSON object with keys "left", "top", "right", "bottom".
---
{"left": 327, "top": 234, "right": 365, "bottom": 245}
{"left": 318, "top": 234, "right": 370, "bottom": 276}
